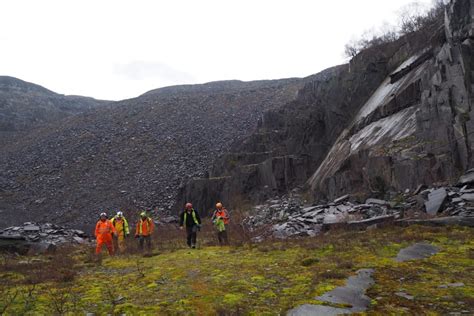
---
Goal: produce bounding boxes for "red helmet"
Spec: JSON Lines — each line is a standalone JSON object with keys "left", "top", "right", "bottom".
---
{"left": 185, "top": 203, "right": 193, "bottom": 210}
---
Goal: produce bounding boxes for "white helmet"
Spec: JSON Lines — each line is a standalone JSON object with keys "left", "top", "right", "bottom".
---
{"left": 100, "top": 212, "right": 107, "bottom": 218}
{"left": 117, "top": 211, "right": 123, "bottom": 217}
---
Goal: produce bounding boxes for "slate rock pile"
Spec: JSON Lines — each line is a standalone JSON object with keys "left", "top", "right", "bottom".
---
{"left": 244, "top": 194, "right": 402, "bottom": 239}
{"left": 0, "top": 222, "right": 88, "bottom": 254}
{"left": 245, "top": 172, "right": 474, "bottom": 239}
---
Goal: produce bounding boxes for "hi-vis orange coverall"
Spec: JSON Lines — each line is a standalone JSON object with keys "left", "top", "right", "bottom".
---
{"left": 95, "top": 219, "right": 116, "bottom": 255}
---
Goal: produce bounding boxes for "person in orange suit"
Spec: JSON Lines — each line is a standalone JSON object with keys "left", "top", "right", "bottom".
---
{"left": 95, "top": 212, "right": 117, "bottom": 255}
{"left": 135, "top": 212, "right": 155, "bottom": 252}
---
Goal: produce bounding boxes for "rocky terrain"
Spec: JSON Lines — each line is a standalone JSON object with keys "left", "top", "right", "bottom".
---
{"left": 0, "top": 78, "right": 304, "bottom": 229}
{"left": 0, "top": 222, "right": 88, "bottom": 254}
{"left": 244, "top": 176, "right": 474, "bottom": 241}
{"left": 2, "top": 0, "right": 474, "bottom": 241}
{"left": 0, "top": 76, "right": 108, "bottom": 145}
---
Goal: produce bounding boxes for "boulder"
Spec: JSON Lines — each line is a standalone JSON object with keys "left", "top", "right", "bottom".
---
{"left": 424, "top": 188, "right": 447, "bottom": 215}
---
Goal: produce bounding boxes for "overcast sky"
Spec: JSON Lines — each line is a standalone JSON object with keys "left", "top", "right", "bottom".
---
{"left": 0, "top": 0, "right": 433, "bottom": 101}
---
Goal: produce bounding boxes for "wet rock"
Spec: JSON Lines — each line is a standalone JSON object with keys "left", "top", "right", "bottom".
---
{"left": 396, "top": 243, "right": 439, "bottom": 262}
{"left": 316, "top": 269, "right": 375, "bottom": 312}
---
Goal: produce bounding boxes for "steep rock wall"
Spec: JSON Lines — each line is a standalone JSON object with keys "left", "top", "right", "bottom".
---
{"left": 308, "top": 0, "right": 474, "bottom": 200}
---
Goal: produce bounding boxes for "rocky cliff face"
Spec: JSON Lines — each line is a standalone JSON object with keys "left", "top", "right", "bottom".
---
{"left": 308, "top": 0, "right": 474, "bottom": 200}
{"left": 0, "top": 76, "right": 108, "bottom": 144}
{"left": 0, "top": 79, "right": 304, "bottom": 229}
{"left": 181, "top": 0, "right": 473, "bottom": 212}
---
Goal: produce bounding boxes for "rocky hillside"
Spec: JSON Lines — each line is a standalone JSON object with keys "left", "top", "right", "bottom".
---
{"left": 0, "top": 78, "right": 304, "bottom": 229}
{"left": 0, "top": 76, "right": 108, "bottom": 144}
{"left": 182, "top": 0, "right": 474, "bottom": 210}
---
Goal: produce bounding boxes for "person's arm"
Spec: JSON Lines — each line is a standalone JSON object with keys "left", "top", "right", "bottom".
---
{"left": 124, "top": 219, "right": 130, "bottom": 235}
{"left": 150, "top": 218, "right": 155, "bottom": 233}
{"left": 223, "top": 209, "right": 229, "bottom": 220}
{"left": 211, "top": 210, "right": 217, "bottom": 221}
{"left": 179, "top": 212, "right": 184, "bottom": 227}
{"left": 110, "top": 221, "right": 117, "bottom": 235}
{"left": 94, "top": 222, "right": 99, "bottom": 238}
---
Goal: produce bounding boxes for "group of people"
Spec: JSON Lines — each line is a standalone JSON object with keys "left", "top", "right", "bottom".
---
{"left": 94, "top": 202, "right": 230, "bottom": 255}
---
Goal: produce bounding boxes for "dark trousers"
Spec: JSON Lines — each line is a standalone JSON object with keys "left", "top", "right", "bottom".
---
{"left": 139, "top": 235, "right": 152, "bottom": 251}
{"left": 186, "top": 226, "right": 197, "bottom": 247}
{"left": 217, "top": 230, "right": 228, "bottom": 245}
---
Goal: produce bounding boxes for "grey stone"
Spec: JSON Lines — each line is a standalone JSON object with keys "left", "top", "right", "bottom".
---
{"left": 301, "top": 206, "right": 320, "bottom": 213}
{"left": 395, "top": 292, "right": 414, "bottom": 300}
{"left": 334, "top": 194, "right": 350, "bottom": 204}
{"left": 287, "top": 304, "right": 351, "bottom": 316}
{"left": 458, "top": 171, "right": 474, "bottom": 185}
{"left": 323, "top": 214, "right": 340, "bottom": 224}
{"left": 396, "top": 243, "right": 439, "bottom": 262}
{"left": 347, "top": 215, "right": 395, "bottom": 229}
{"left": 23, "top": 225, "right": 40, "bottom": 232}
{"left": 73, "top": 236, "right": 86, "bottom": 244}
{"left": 438, "top": 282, "right": 464, "bottom": 288}
{"left": 424, "top": 188, "right": 447, "bottom": 215}
{"left": 460, "top": 193, "right": 474, "bottom": 201}
{"left": 366, "top": 199, "right": 390, "bottom": 206}
{"left": 288, "top": 269, "right": 374, "bottom": 315}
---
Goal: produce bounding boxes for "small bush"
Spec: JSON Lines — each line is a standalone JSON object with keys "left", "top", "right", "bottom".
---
{"left": 301, "top": 257, "right": 320, "bottom": 267}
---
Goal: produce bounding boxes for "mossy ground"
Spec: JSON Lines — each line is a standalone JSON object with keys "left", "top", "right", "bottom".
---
{"left": 1, "top": 225, "right": 473, "bottom": 315}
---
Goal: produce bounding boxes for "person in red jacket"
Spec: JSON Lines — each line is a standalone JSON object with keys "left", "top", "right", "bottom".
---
{"left": 95, "top": 212, "right": 117, "bottom": 255}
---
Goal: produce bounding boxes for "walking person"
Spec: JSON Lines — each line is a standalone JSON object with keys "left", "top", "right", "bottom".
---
{"left": 111, "top": 211, "right": 130, "bottom": 253}
{"left": 135, "top": 212, "right": 155, "bottom": 252}
{"left": 95, "top": 212, "right": 117, "bottom": 256}
{"left": 211, "top": 202, "right": 229, "bottom": 245}
{"left": 179, "top": 203, "right": 201, "bottom": 249}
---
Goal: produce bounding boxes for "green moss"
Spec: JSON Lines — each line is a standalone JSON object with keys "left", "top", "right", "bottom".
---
{"left": 0, "top": 225, "right": 473, "bottom": 314}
